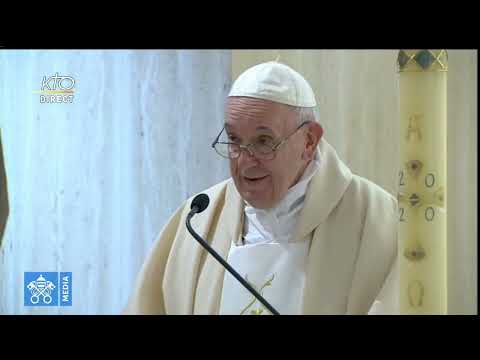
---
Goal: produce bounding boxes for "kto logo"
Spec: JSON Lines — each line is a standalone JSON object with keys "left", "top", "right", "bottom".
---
{"left": 34, "top": 73, "right": 75, "bottom": 103}
{"left": 41, "top": 73, "right": 75, "bottom": 92}
{"left": 24, "top": 272, "right": 72, "bottom": 307}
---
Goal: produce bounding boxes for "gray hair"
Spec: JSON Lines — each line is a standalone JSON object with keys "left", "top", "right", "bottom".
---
{"left": 293, "top": 106, "right": 320, "bottom": 125}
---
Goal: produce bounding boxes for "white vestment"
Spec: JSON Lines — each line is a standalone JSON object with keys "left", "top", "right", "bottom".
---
{"left": 220, "top": 157, "right": 320, "bottom": 315}
{"left": 124, "top": 138, "right": 399, "bottom": 315}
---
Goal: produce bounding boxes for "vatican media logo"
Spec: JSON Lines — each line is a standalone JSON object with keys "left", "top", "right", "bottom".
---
{"left": 24, "top": 272, "right": 72, "bottom": 306}
{"left": 34, "top": 73, "right": 75, "bottom": 103}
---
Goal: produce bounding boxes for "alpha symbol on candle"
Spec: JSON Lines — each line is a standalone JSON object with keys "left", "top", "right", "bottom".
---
{"left": 406, "top": 114, "right": 423, "bottom": 141}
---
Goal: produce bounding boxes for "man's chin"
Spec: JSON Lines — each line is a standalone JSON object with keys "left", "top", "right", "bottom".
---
{"left": 233, "top": 179, "right": 274, "bottom": 209}
{"left": 240, "top": 193, "right": 273, "bottom": 210}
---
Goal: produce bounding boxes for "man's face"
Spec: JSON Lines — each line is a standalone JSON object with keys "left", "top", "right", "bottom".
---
{"left": 225, "top": 97, "right": 314, "bottom": 209}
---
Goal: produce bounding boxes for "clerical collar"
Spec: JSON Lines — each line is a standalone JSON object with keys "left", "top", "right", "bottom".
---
{"left": 242, "top": 151, "right": 321, "bottom": 245}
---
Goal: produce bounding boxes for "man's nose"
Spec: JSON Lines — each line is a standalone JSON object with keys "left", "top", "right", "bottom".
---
{"left": 240, "top": 144, "right": 256, "bottom": 158}
{"left": 236, "top": 146, "right": 259, "bottom": 165}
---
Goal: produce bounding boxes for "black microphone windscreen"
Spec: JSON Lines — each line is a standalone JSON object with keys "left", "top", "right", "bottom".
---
{"left": 191, "top": 193, "right": 210, "bottom": 214}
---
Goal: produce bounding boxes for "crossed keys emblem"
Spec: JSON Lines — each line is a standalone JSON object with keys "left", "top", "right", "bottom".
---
{"left": 26, "top": 274, "right": 56, "bottom": 304}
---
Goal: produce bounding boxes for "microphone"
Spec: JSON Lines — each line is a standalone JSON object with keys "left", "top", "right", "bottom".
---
{"left": 186, "top": 193, "right": 280, "bottom": 315}
{"left": 190, "top": 193, "right": 210, "bottom": 214}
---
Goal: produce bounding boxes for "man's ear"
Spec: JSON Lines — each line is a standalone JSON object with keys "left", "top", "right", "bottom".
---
{"left": 303, "top": 122, "right": 323, "bottom": 160}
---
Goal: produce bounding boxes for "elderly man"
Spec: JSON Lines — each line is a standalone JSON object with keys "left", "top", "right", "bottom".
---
{"left": 124, "top": 61, "right": 398, "bottom": 315}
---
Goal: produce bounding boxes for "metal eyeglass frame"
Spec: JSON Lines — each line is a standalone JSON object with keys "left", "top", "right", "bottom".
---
{"left": 211, "top": 121, "right": 311, "bottom": 160}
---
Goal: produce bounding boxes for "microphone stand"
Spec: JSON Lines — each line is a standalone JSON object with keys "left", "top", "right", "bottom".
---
{"left": 186, "top": 208, "right": 280, "bottom": 315}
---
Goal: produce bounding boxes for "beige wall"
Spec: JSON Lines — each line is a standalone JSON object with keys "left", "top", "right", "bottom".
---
{"left": 446, "top": 50, "right": 477, "bottom": 315}
{"left": 232, "top": 50, "right": 477, "bottom": 314}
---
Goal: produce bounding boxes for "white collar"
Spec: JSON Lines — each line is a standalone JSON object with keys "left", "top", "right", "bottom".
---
{"left": 242, "top": 151, "right": 321, "bottom": 244}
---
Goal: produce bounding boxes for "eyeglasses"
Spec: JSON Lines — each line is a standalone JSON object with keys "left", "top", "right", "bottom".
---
{"left": 211, "top": 121, "right": 310, "bottom": 160}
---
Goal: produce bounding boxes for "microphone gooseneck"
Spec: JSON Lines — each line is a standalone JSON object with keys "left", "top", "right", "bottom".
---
{"left": 186, "top": 193, "right": 280, "bottom": 315}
